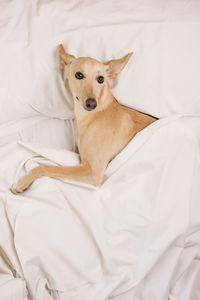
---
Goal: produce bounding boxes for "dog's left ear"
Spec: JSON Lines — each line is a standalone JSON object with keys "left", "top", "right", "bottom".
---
{"left": 104, "top": 52, "right": 133, "bottom": 79}
{"left": 59, "top": 44, "right": 75, "bottom": 70}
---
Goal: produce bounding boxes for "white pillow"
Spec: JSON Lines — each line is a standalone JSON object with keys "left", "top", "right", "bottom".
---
{"left": 0, "top": 0, "right": 200, "bottom": 122}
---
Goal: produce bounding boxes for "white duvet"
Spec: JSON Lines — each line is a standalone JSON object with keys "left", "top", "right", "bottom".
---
{"left": 1, "top": 0, "right": 200, "bottom": 299}
{"left": 0, "top": 115, "right": 200, "bottom": 300}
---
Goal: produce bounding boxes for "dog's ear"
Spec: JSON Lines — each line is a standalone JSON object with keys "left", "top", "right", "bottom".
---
{"left": 59, "top": 44, "right": 75, "bottom": 70}
{"left": 104, "top": 52, "right": 133, "bottom": 79}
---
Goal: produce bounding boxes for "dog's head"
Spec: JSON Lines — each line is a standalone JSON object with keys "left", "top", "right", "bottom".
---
{"left": 59, "top": 44, "right": 133, "bottom": 112}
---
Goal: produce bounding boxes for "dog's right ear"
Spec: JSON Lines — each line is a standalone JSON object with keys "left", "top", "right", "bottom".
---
{"left": 59, "top": 44, "right": 75, "bottom": 71}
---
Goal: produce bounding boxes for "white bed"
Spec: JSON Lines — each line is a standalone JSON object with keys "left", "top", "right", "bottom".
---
{"left": 0, "top": 1, "right": 200, "bottom": 299}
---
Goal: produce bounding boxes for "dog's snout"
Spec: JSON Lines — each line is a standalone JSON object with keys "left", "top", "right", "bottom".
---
{"left": 85, "top": 98, "right": 97, "bottom": 111}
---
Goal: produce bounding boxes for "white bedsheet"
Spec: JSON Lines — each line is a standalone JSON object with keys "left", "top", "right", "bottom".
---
{"left": 0, "top": 115, "right": 200, "bottom": 299}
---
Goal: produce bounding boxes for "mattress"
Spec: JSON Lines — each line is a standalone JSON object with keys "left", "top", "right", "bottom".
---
{"left": 0, "top": 1, "right": 200, "bottom": 300}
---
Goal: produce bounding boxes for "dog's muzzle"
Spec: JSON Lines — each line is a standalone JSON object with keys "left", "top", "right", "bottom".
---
{"left": 84, "top": 98, "right": 97, "bottom": 111}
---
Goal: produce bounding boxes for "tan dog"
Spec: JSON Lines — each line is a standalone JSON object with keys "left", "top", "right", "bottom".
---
{"left": 11, "top": 45, "right": 156, "bottom": 194}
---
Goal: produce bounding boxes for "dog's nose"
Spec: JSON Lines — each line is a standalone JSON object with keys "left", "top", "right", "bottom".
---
{"left": 85, "top": 98, "right": 97, "bottom": 111}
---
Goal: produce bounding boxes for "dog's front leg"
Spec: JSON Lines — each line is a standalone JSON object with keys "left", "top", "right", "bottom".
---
{"left": 11, "top": 163, "right": 101, "bottom": 194}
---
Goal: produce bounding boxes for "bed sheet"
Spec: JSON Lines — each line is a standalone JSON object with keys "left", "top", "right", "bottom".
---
{"left": 0, "top": 115, "right": 200, "bottom": 300}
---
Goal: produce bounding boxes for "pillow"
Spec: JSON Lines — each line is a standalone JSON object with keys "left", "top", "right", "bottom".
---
{"left": 0, "top": 0, "right": 200, "bottom": 122}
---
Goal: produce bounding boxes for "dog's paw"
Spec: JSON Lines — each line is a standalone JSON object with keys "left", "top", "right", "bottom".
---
{"left": 10, "top": 184, "right": 23, "bottom": 194}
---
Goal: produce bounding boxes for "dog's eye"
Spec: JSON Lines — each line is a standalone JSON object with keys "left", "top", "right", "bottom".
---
{"left": 75, "top": 72, "right": 84, "bottom": 80}
{"left": 97, "top": 75, "right": 104, "bottom": 84}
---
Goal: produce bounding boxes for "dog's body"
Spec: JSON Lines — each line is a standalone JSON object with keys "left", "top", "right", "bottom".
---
{"left": 11, "top": 45, "right": 156, "bottom": 194}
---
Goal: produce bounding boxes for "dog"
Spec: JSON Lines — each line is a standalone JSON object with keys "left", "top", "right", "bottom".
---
{"left": 11, "top": 44, "right": 156, "bottom": 194}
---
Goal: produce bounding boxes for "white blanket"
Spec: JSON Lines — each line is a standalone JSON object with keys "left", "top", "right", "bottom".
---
{"left": 0, "top": 115, "right": 200, "bottom": 299}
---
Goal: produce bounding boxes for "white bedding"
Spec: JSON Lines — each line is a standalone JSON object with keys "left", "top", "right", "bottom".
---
{"left": 1, "top": 0, "right": 200, "bottom": 299}
{"left": 0, "top": 115, "right": 200, "bottom": 300}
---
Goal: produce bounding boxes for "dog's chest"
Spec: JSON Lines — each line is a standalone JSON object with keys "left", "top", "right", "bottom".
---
{"left": 73, "top": 118, "right": 89, "bottom": 152}
{"left": 73, "top": 116, "right": 102, "bottom": 156}
{"left": 73, "top": 119, "right": 80, "bottom": 150}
